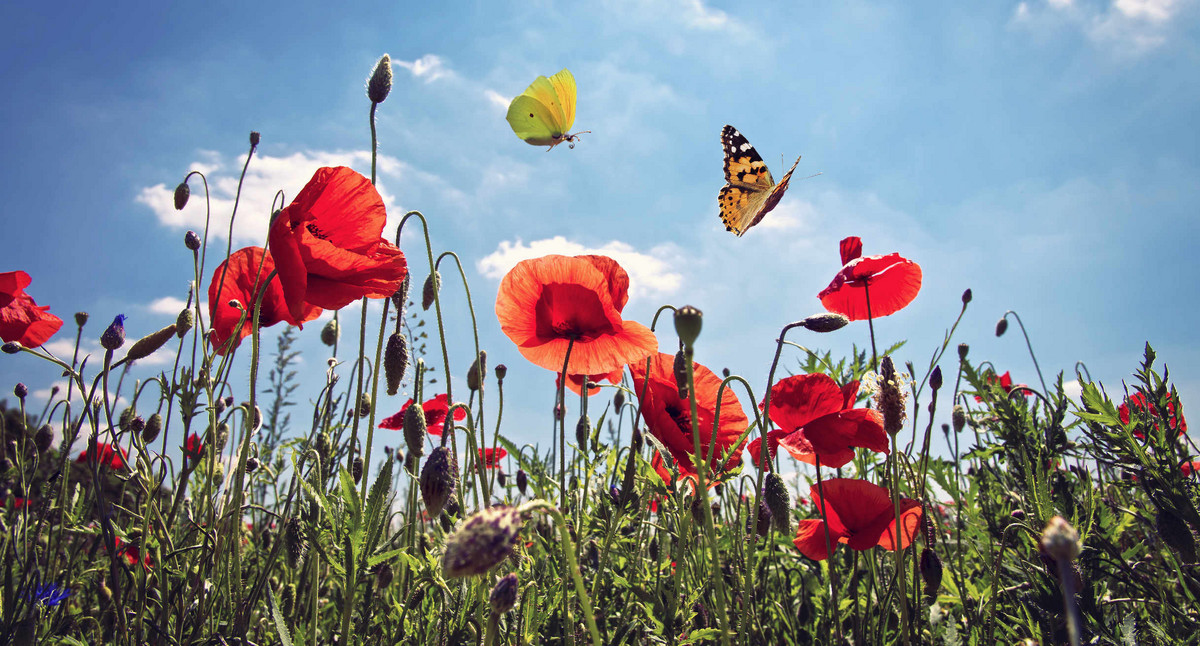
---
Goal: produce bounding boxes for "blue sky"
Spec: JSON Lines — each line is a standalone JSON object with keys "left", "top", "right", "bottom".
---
{"left": 2, "top": 0, "right": 1197, "bottom": 467}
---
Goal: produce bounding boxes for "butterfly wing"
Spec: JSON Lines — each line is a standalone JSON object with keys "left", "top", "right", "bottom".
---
{"left": 722, "top": 126, "right": 776, "bottom": 189}
{"left": 744, "top": 155, "right": 802, "bottom": 233}
{"left": 546, "top": 68, "right": 577, "bottom": 132}
{"left": 719, "top": 125, "right": 783, "bottom": 236}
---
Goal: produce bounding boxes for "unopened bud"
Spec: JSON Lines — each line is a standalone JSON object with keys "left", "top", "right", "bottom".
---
{"left": 763, "top": 472, "right": 792, "bottom": 534}
{"left": 930, "top": 365, "right": 943, "bottom": 391}
{"left": 674, "top": 350, "right": 689, "bottom": 400}
{"left": 467, "top": 350, "right": 486, "bottom": 392}
{"left": 143, "top": 413, "right": 163, "bottom": 444}
{"left": 246, "top": 456, "right": 260, "bottom": 473}
{"left": 34, "top": 425, "right": 53, "bottom": 453}
{"left": 575, "top": 415, "right": 590, "bottom": 449}
{"left": 613, "top": 390, "right": 625, "bottom": 411}
{"left": 404, "top": 404, "right": 428, "bottom": 459}
{"left": 995, "top": 317, "right": 1008, "bottom": 337}
{"left": 800, "top": 312, "right": 850, "bottom": 333}
{"left": 920, "top": 547, "right": 943, "bottom": 599}
{"left": 951, "top": 406, "right": 966, "bottom": 434}
{"left": 357, "top": 393, "right": 372, "bottom": 418}
{"left": 1156, "top": 509, "right": 1197, "bottom": 563}
{"left": 420, "top": 447, "right": 458, "bottom": 517}
{"left": 1041, "top": 516, "right": 1081, "bottom": 561}
{"left": 2, "top": 343, "right": 20, "bottom": 354}
{"left": 384, "top": 333, "right": 408, "bottom": 396}
{"left": 174, "top": 181, "right": 190, "bottom": 210}
{"left": 13, "top": 383, "right": 27, "bottom": 399}
{"left": 321, "top": 319, "right": 339, "bottom": 347}
{"left": 442, "top": 505, "right": 524, "bottom": 578}
{"left": 129, "top": 415, "right": 145, "bottom": 435}
{"left": 390, "top": 274, "right": 410, "bottom": 312}
{"left": 516, "top": 469, "right": 527, "bottom": 495}
{"left": 119, "top": 406, "right": 136, "bottom": 431}
{"left": 422, "top": 272, "right": 440, "bottom": 311}
{"left": 961, "top": 288, "right": 972, "bottom": 305}
{"left": 176, "top": 309, "right": 194, "bottom": 337}
{"left": 184, "top": 230, "right": 201, "bottom": 251}
{"left": 126, "top": 324, "right": 178, "bottom": 362}
{"left": 100, "top": 314, "right": 127, "bottom": 350}
{"left": 249, "top": 131, "right": 260, "bottom": 148}
{"left": 285, "top": 517, "right": 307, "bottom": 568}
{"left": 489, "top": 572, "right": 519, "bottom": 614}
{"left": 674, "top": 305, "right": 703, "bottom": 347}
{"left": 367, "top": 54, "right": 393, "bottom": 104}
{"left": 350, "top": 456, "right": 363, "bottom": 483}
{"left": 375, "top": 562, "right": 394, "bottom": 589}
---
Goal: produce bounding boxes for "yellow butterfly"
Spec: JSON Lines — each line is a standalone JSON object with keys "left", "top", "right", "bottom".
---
{"left": 505, "top": 69, "right": 589, "bottom": 150}
{"left": 718, "top": 125, "right": 801, "bottom": 236}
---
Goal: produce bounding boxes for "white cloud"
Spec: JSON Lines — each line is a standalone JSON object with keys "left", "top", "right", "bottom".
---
{"left": 681, "top": 0, "right": 731, "bottom": 29}
{"left": 1062, "top": 379, "right": 1084, "bottom": 401}
{"left": 396, "top": 54, "right": 451, "bottom": 82}
{"left": 1115, "top": 0, "right": 1178, "bottom": 21}
{"left": 477, "top": 236, "right": 684, "bottom": 301}
{"left": 754, "top": 198, "right": 821, "bottom": 233}
{"left": 1012, "top": 0, "right": 1188, "bottom": 55}
{"left": 484, "top": 90, "right": 511, "bottom": 110}
{"left": 148, "top": 296, "right": 189, "bottom": 315}
{"left": 136, "top": 149, "right": 407, "bottom": 246}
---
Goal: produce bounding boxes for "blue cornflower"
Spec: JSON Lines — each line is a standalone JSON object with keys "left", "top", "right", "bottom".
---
{"left": 29, "top": 582, "right": 70, "bottom": 608}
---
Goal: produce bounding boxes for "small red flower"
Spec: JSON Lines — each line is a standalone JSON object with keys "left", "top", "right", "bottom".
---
{"left": 752, "top": 374, "right": 888, "bottom": 469}
{"left": 1182, "top": 461, "right": 1200, "bottom": 477}
{"left": 557, "top": 369, "right": 624, "bottom": 397}
{"left": 818, "top": 236, "right": 922, "bottom": 321}
{"left": 208, "top": 247, "right": 321, "bottom": 355}
{"left": 112, "top": 536, "right": 153, "bottom": 569}
{"left": 495, "top": 255, "right": 657, "bottom": 375}
{"left": 630, "top": 352, "right": 747, "bottom": 486}
{"left": 379, "top": 394, "right": 466, "bottom": 436}
{"left": 268, "top": 167, "right": 408, "bottom": 321}
{"left": 77, "top": 442, "right": 127, "bottom": 469}
{"left": 183, "top": 433, "right": 204, "bottom": 462}
{"left": 479, "top": 447, "right": 507, "bottom": 468}
{"left": 974, "top": 371, "right": 1030, "bottom": 402}
{"left": 0, "top": 270, "right": 63, "bottom": 348}
{"left": 1118, "top": 392, "right": 1186, "bottom": 439}
{"left": 9, "top": 497, "right": 31, "bottom": 510}
{"left": 792, "top": 478, "right": 923, "bottom": 561}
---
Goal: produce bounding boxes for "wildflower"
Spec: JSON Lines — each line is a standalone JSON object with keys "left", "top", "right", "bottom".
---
{"left": 479, "top": 447, "right": 508, "bottom": 469}
{"left": 0, "top": 271, "right": 63, "bottom": 348}
{"left": 1118, "top": 391, "right": 1186, "bottom": 439}
{"left": 793, "top": 478, "right": 923, "bottom": 561}
{"left": 379, "top": 394, "right": 466, "bottom": 436}
{"left": 818, "top": 236, "right": 922, "bottom": 321}
{"left": 1182, "top": 461, "right": 1200, "bottom": 477}
{"left": 183, "top": 433, "right": 204, "bottom": 462}
{"left": 208, "top": 247, "right": 321, "bottom": 355}
{"left": 113, "top": 536, "right": 153, "bottom": 569}
{"left": 630, "top": 352, "right": 748, "bottom": 486}
{"left": 442, "top": 505, "right": 524, "bottom": 578}
{"left": 268, "top": 167, "right": 408, "bottom": 321}
{"left": 752, "top": 373, "right": 889, "bottom": 469}
{"left": 495, "top": 255, "right": 657, "bottom": 375}
{"left": 974, "top": 371, "right": 1030, "bottom": 402}
{"left": 28, "top": 582, "right": 70, "bottom": 608}
{"left": 77, "top": 442, "right": 127, "bottom": 469}
{"left": 100, "top": 314, "right": 127, "bottom": 350}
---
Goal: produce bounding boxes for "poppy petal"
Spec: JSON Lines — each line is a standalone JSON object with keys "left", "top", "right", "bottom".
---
{"left": 819, "top": 252, "right": 922, "bottom": 321}
{"left": 793, "top": 519, "right": 839, "bottom": 561}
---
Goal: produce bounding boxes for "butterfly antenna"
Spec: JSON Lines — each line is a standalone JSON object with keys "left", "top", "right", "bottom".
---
{"left": 800, "top": 171, "right": 823, "bottom": 181}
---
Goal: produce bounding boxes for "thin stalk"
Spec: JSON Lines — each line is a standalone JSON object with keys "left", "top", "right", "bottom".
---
{"left": 814, "top": 458, "right": 845, "bottom": 644}
{"left": 1000, "top": 310, "right": 1049, "bottom": 394}
{"left": 521, "top": 501, "right": 602, "bottom": 646}
{"left": 865, "top": 282, "right": 878, "bottom": 371}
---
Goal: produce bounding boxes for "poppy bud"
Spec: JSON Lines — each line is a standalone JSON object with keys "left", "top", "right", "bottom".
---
{"left": 489, "top": 573, "right": 519, "bottom": 614}
{"left": 613, "top": 389, "right": 625, "bottom": 411}
{"left": 100, "top": 314, "right": 127, "bottom": 350}
{"left": 516, "top": 469, "right": 527, "bottom": 495}
{"left": 800, "top": 312, "right": 850, "bottom": 333}
{"left": 129, "top": 415, "right": 145, "bottom": 435}
{"left": 877, "top": 356, "right": 907, "bottom": 436}
{"left": 174, "top": 181, "right": 190, "bottom": 210}
{"left": 352, "top": 456, "right": 364, "bottom": 483}
{"left": 74, "top": 312, "right": 89, "bottom": 327}
{"left": 126, "top": 324, "right": 178, "bottom": 362}
{"left": 649, "top": 538, "right": 659, "bottom": 560}
{"left": 383, "top": 333, "right": 408, "bottom": 396}
{"left": 467, "top": 350, "right": 486, "bottom": 392}
{"left": 952, "top": 405, "right": 966, "bottom": 434}
{"left": 249, "top": 131, "right": 260, "bottom": 148}
{"left": 390, "top": 274, "right": 410, "bottom": 312}
{"left": 404, "top": 404, "right": 428, "bottom": 459}
{"left": 763, "top": 472, "right": 792, "bottom": 533}
{"left": 321, "top": 319, "right": 339, "bottom": 347}
{"left": 216, "top": 423, "right": 229, "bottom": 451}
{"left": 2, "top": 343, "right": 19, "bottom": 354}
{"left": 184, "top": 230, "right": 201, "bottom": 251}
{"left": 357, "top": 393, "right": 372, "bottom": 418}
{"left": 692, "top": 601, "right": 710, "bottom": 630}
{"left": 957, "top": 343, "right": 969, "bottom": 361}
{"left": 420, "top": 447, "right": 457, "bottom": 517}
{"left": 920, "top": 547, "right": 943, "bottom": 599}
{"left": 553, "top": 403, "right": 564, "bottom": 421}
{"left": 995, "top": 317, "right": 1008, "bottom": 337}
{"left": 575, "top": 415, "right": 590, "bottom": 449}
{"left": 13, "top": 383, "right": 26, "bottom": 399}
{"left": 1040, "top": 516, "right": 1081, "bottom": 562}
{"left": 674, "top": 305, "right": 703, "bottom": 347}
{"left": 751, "top": 500, "right": 772, "bottom": 538}
{"left": 959, "top": 288, "right": 972, "bottom": 305}
{"left": 422, "top": 272, "right": 440, "bottom": 311}
{"left": 174, "top": 310, "right": 194, "bottom": 339}
{"left": 1156, "top": 509, "right": 1197, "bottom": 563}
{"left": 1011, "top": 508, "right": 1026, "bottom": 520}
{"left": 930, "top": 365, "right": 943, "bottom": 392}
{"left": 367, "top": 53, "right": 393, "bottom": 104}
{"left": 34, "top": 425, "right": 53, "bottom": 453}
{"left": 631, "top": 426, "right": 643, "bottom": 453}
{"left": 441, "top": 505, "right": 524, "bottom": 578}
{"left": 119, "top": 406, "right": 136, "bottom": 431}
{"left": 673, "top": 350, "right": 689, "bottom": 400}
{"left": 495, "top": 364, "right": 507, "bottom": 381}
{"left": 246, "top": 456, "right": 259, "bottom": 473}
{"left": 242, "top": 402, "right": 263, "bottom": 431}
{"left": 498, "top": 471, "right": 507, "bottom": 487}
{"left": 285, "top": 517, "right": 307, "bottom": 568}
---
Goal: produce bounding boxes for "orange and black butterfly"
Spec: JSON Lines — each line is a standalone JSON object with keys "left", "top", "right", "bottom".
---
{"left": 717, "top": 125, "right": 801, "bottom": 237}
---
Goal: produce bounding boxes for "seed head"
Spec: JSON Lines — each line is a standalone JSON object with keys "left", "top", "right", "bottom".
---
{"left": 174, "top": 181, "right": 190, "bottom": 210}
{"left": 1041, "top": 515, "right": 1081, "bottom": 562}
{"left": 441, "top": 505, "right": 524, "bottom": 578}
{"left": 467, "top": 350, "right": 486, "bottom": 392}
{"left": 420, "top": 447, "right": 458, "bottom": 517}
{"left": 74, "top": 312, "right": 89, "bottom": 327}
{"left": 249, "top": 131, "right": 260, "bottom": 148}
{"left": 367, "top": 54, "right": 393, "bottom": 104}
{"left": 800, "top": 312, "right": 850, "bottom": 333}
{"left": 384, "top": 333, "right": 408, "bottom": 396}
{"left": 422, "top": 272, "right": 440, "bottom": 311}
{"left": 495, "top": 363, "right": 507, "bottom": 381}
{"left": 100, "top": 314, "right": 127, "bottom": 351}
{"left": 957, "top": 343, "right": 969, "bottom": 361}
{"left": 674, "top": 305, "right": 703, "bottom": 347}
{"left": 321, "top": 319, "right": 339, "bottom": 347}
{"left": 489, "top": 573, "right": 519, "bottom": 614}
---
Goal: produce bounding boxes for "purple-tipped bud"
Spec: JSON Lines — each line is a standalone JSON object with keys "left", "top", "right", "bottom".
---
{"left": 100, "top": 315, "right": 127, "bottom": 351}
{"left": 420, "top": 447, "right": 458, "bottom": 517}
{"left": 2, "top": 342, "right": 20, "bottom": 354}
{"left": 920, "top": 547, "right": 943, "bottom": 599}
{"left": 441, "top": 505, "right": 524, "bottom": 578}
{"left": 495, "top": 364, "right": 507, "bottom": 381}
{"left": 995, "top": 317, "right": 1008, "bottom": 337}
{"left": 609, "top": 486, "right": 621, "bottom": 505}
{"left": 321, "top": 319, "right": 339, "bottom": 347}
{"left": 957, "top": 343, "right": 969, "bottom": 361}
{"left": 930, "top": 365, "right": 943, "bottom": 391}
{"left": 126, "top": 324, "right": 178, "bottom": 362}
{"left": 184, "top": 230, "right": 201, "bottom": 251}
{"left": 367, "top": 54, "right": 393, "bottom": 104}
{"left": 1010, "top": 508, "right": 1026, "bottom": 520}
{"left": 249, "top": 131, "right": 261, "bottom": 148}
{"left": 801, "top": 312, "right": 850, "bottom": 333}
{"left": 14, "top": 383, "right": 27, "bottom": 399}
{"left": 174, "top": 182, "right": 190, "bottom": 210}
{"left": 516, "top": 469, "right": 528, "bottom": 495}
{"left": 961, "top": 288, "right": 972, "bottom": 304}
{"left": 489, "top": 573, "right": 519, "bottom": 614}
{"left": 674, "top": 305, "right": 703, "bottom": 347}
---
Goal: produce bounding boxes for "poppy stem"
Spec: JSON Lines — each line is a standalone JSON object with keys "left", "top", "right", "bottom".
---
{"left": 887, "top": 436, "right": 912, "bottom": 646}
{"left": 436, "top": 252, "right": 487, "bottom": 505}
{"left": 1000, "top": 310, "right": 1049, "bottom": 395}
{"left": 556, "top": 338, "right": 575, "bottom": 645}
{"left": 814, "top": 459, "right": 846, "bottom": 645}
{"left": 864, "top": 282, "right": 878, "bottom": 372}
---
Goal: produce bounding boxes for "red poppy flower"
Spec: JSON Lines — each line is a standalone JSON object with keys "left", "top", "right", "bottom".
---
{"left": 792, "top": 478, "right": 923, "bottom": 561}
{"left": 974, "top": 371, "right": 1030, "bottom": 402}
{"left": 268, "top": 167, "right": 408, "bottom": 321}
{"left": 630, "top": 352, "right": 747, "bottom": 486}
{"left": 9, "top": 497, "right": 31, "bottom": 510}
{"left": 557, "top": 369, "right": 624, "bottom": 397}
{"left": 112, "top": 536, "right": 153, "bottom": 569}
{"left": 818, "top": 236, "right": 922, "bottom": 321}
{"left": 0, "top": 270, "right": 62, "bottom": 348}
{"left": 208, "top": 247, "right": 321, "bottom": 355}
{"left": 1118, "top": 392, "right": 1186, "bottom": 439}
{"left": 77, "top": 442, "right": 127, "bottom": 469}
{"left": 183, "top": 433, "right": 204, "bottom": 462}
{"left": 753, "top": 374, "right": 888, "bottom": 469}
{"left": 495, "top": 255, "right": 657, "bottom": 375}
{"left": 479, "top": 447, "right": 507, "bottom": 468}
{"left": 1182, "top": 461, "right": 1200, "bottom": 477}
{"left": 379, "top": 394, "right": 466, "bottom": 436}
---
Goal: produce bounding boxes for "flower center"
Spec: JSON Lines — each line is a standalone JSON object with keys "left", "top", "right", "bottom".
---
{"left": 305, "top": 222, "right": 329, "bottom": 240}
{"left": 534, "top": 283, "right": 616, "bottom": 341}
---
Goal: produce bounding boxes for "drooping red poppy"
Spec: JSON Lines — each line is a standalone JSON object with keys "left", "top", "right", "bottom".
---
{"left": 268, "top": 167, "right": 408, "bottom": 321}
{"left": 818, "top": 236, "right": 922, "bottom": 321}
{"left": 479, "top": 447, "right": 507, "bottom": 468}
{"left": 792, "top": 478, "right": 923, "bottom": 561}
{"left": 752, "top": 374, "right": 888, "bottom": 469}
{"left": 557, "top": 369, "right": 624, "bottom": 397}
{"left": 77, "top": 442, "right": 128, "bottom": 469}
{"left": 1118, "top": 391, "right": 1186, "bottom": 439}
{"left": 495, "top": 255, "right": 657, "bottom": 376}
{"left": 630, "top": 352, "right": 748, "bottom": 486}
{"left": 974, "top": 371, "right": 1030, "bottom": 402}
{"left": 208, "top": 247, "right": 321, "bottom": 355}
{"left": 379, "top": 394, "right": 466, "bottom": 436}
{"left": 0, "top": 270, "right": 62, "bottom": 348}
